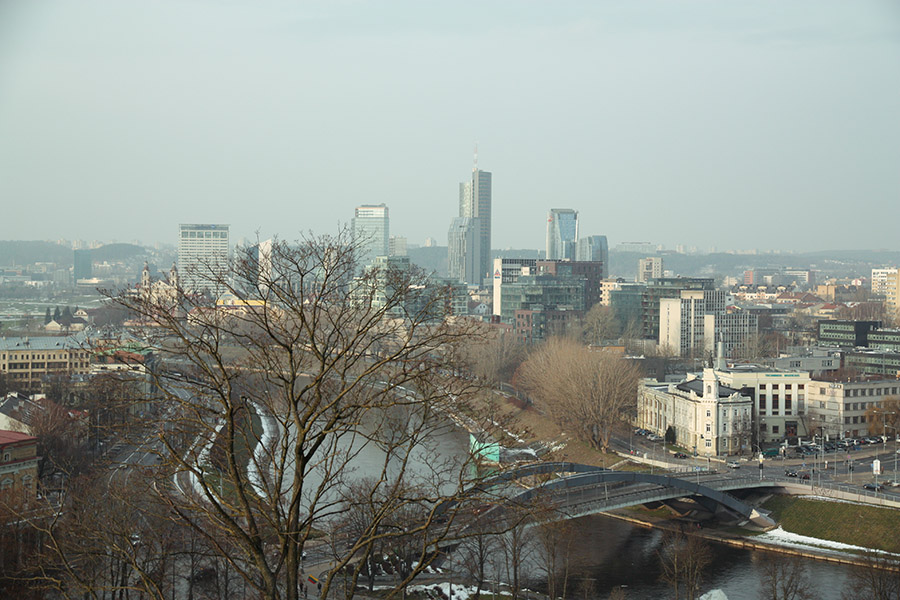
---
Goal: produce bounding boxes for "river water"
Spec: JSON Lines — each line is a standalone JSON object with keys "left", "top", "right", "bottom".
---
{"left": 267, "top": 408, "right": 856, "bottom": 598}
{"left": 528, "top": 514, "right": 853, "bottom": 600}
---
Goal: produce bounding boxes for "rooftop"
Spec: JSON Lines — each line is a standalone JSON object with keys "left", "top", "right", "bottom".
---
{"left": 675, "top": 378, "right": 743, "bottom": 398}
{"left": 0, "top": 430, "right": 37, "bottom": 446}
{"left": 0, "top": 332, "right": 88, "bottom": 351}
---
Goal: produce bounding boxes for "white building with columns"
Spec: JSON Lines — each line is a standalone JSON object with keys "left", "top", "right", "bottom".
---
{"left": 637, "top": 368, "right": 753, "bottom": 457}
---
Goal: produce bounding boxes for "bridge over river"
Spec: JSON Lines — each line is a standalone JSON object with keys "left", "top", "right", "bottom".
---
{"left": 471, "top": 462, "right": 779, "bottom": 528}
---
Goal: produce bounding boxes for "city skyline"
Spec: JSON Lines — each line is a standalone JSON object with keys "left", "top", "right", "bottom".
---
{"left": 0, "top": 1, "right": 898, "bottom": 252}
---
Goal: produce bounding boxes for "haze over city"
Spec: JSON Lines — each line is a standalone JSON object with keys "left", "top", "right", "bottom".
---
{"left": 1, "top": 0, "right": 898, "bottom": 251}
{"left": 5, "top": 3, "right": 900, "bottom": 599}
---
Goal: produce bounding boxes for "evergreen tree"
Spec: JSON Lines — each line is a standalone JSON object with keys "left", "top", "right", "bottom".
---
{"left": 45, "top": 307, "right": 52, "bottom": 324}
{"left": 53, "top": 306, "right": 61, "bottom": 321}
{"left": 62, "top": 306, "right": 72, "bottom": 320}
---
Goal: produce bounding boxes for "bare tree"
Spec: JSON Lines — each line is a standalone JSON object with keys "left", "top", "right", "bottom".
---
{"left": 534, "top": 514, "right": 574, "bottom": 600}
{"left": 842, "top": 550, "right": 900, "bottom": 600}
{"left": 457, "top": 518, "right": 497, "bottom": 600}
{"left": 515, "top": 337, "right": 641, "bottom": 453}
{"left": 40, "top": 231, "right": 505, "bottom": 600}
{"left": 576, "top": 304, "right": 621, "bottom": 346}
{"left": 658, "top": 530, "right": 712, "bottom": 600}
{"left": 759, "top": 552, "right": 815, "bottom": 600}
{"left": 463, "top": 324, "right": 526, "bottom": 387}
{"left": 499, "top": 514, "right": 534, "bottom": 600}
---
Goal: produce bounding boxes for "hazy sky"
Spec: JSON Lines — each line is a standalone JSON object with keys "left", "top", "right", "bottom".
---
{"left": 1, "top": 1, "right": 898, "bottom": 252}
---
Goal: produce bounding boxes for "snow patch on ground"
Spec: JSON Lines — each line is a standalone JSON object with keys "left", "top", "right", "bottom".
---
{"left": 798, "top": 494, "right": 875, "bottom": 507}
{"left": 405, "top": 583, "right": 509, "bottom": 600}
{"left": 247, "top": 400, "right": 277, "bottom": 497}
{"left": 757, "top": 526, "right": 891, "bottom": 555}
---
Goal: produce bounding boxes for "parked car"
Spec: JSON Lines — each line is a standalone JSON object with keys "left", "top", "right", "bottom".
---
{"left": 673, "top": 452, "right": 688, "bottom": 459}
{"left": 647, "top": 434, "right": 663, "bottom": 442}
{"left": 727, "top": 461, "right": 741, "bottom": 469}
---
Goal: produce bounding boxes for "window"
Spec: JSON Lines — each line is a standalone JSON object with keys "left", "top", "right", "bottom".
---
{"left": 706, "top": 409, "right": 711, "bottom": 417}
{"left": 785, "top": 395, "right": 792, "bottom": 411}
{"left": 759, "top": 395, "right": 767, "bottom": 410}
{"left": 705, "top": 439, "right": 712, "bottom": 448}
{"left": 2, "top": 453, "right": 8, "bottom": 462}
{"left": 706, "top": 423, "right": 711, "bottom": 433}
{"left": 798, "top": 384, "right": 805, "bottom": 390}
{"left": 772, "top": 425, "right": 780, "bottom": 434}
{"left": 0, "top": 478, "right": 11, "bottom": 490}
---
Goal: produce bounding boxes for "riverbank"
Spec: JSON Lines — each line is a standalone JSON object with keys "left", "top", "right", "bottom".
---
{"left": 481, "top": 386, "right": 900, "bottom": 562}
{"left": 604, "top": 506, "right": 867, "bottom": 567}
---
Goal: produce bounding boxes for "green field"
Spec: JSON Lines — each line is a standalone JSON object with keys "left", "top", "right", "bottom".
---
{"left": 762, "top": 495, "right": 900, "bottom": 553}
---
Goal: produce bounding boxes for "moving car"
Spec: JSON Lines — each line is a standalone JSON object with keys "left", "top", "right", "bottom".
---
{"left": 727, "top": 461, "right": 741, "bottom": 469}
{"left": 673, "top": 452, "right": 688, "bottom": 459}
{"left": 863, "top": 483, "right": 884, "bottom": 492}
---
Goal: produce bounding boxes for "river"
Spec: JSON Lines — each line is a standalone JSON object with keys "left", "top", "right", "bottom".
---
{"left": 262, "top": 406, "right": 857, "bottom": 598}
{"left": 524, "top": 514, "right": 854, "bottom": 599}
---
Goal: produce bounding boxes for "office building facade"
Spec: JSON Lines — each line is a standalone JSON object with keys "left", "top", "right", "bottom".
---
{"left": 459, "top": 168, "right": 491, "bottom": 283}
{"left": 73, "top": 249, "right": 92, "bottom": 284}
{"left": 638, "top": 257, "right": 664, "bottom": 283}
{"left": 352, "top": 204, "right": 390, "bottom": 269}
{"left": 447, "top": 217, "right": 482, "bottom": 285}
{"left": 546, "top": 209, "right": 578, "bottom": 260}
{"left": 576, "top": 235, "right": 609, "bottom": 277}
{"left": 177, "top": 224, "right": 230, "bottom": 296}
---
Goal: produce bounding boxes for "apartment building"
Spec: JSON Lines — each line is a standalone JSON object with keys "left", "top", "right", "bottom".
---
{"left": 0, "top": 335, "right": 91, "bottom": 393}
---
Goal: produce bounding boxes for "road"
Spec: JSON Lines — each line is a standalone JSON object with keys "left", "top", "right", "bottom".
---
{"left": 611, "top": 430, "right": 900, "bottom": 499}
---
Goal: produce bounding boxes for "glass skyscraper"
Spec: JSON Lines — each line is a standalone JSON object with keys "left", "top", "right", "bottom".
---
{"left": 546, "top": 208, "right": 578, "bottom": 260}
{"left": 352, "top": 204, "right": 390, "bottom": 270}
{"left": 459, "top": 168, "right": 491, "bottom": 284}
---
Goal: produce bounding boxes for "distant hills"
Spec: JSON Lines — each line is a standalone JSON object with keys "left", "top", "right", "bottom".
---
{"left": 0, "top": 241, "right": 147, "bottom": 267}
{"left": 408, "top": 247, "right": 900, "bottom": 282}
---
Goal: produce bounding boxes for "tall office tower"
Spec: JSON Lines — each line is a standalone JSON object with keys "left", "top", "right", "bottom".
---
{"left": 447, "top": 217, "right": 482, "bottom": 285}
{"left": 352, "top": 204, "right": 390, "bottom": 269}
{"left": 73, "top": 249, "right": 92, "bottom": 284}
{"left": 576, "top": 235, "right": 608, "bottom": 276}
{"left": 638, "top": 256, "right": 664, "bottom": 283}
{"left": 178, "top": 224, "right": 230, "bottom": 296}
{"left": 459, "top": 158, "right": 491, "bottom": 284}
{"left": 546, "top": 209, "right": 578, "bottom": 260}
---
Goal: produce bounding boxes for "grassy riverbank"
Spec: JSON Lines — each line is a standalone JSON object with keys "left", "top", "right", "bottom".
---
{"left": 762, "top": 495, "right": 900, "bottom": 553}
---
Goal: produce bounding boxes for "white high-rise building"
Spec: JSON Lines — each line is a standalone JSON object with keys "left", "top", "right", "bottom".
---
{"left": 177, "top": 223, "right": 229, "bottom": 296}
{"left": 872, "top": 267, "right": 898, "bottom": 296}
{"left": 638, "top": 257, "right": 664, "bottom": 283}
{"left": 546, "top": 209, "right": 578, "bottom": 260}
{"left": 459, "top": 166, "right": 491, "bottom": 284}
{"left": 352, "top": 204, "right": 390, "bottom": 269}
